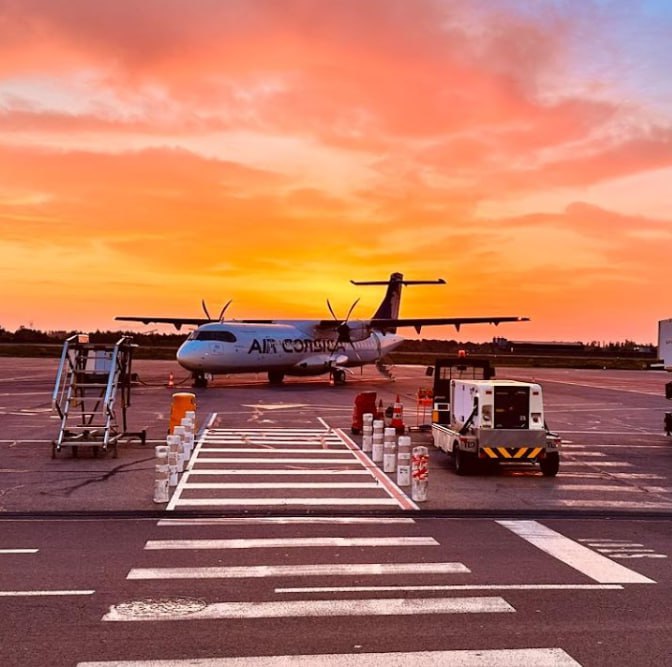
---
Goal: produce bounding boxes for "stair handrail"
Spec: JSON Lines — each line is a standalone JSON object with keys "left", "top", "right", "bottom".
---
{"left": 103, "top": 336, "right": 131, "bottom": 416}
{"left": 52, "top": 333, "right": 80, "bottom": 418}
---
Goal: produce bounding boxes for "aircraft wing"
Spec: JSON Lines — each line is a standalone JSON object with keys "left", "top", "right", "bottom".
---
{"left": 370, "top": 316, "right": 530, "bottom": 333}
{"left": 115, "top": 316, "right": 214, "bottom": 330}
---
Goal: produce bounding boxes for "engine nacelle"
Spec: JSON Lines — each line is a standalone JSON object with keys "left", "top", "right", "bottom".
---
{"left": 341, "top": 321, "right": 371, "bottom": 342}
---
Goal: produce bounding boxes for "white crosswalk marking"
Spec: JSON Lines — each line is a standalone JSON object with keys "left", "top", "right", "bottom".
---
{"left": 103, "top": 597, "right": 514, "bottom": 622}
{"left": 127, "top": 562, "right": 470, "bottom": 579}
{"left": 168, "top": 424, "right": 414, "bottom": 510}
{"left": 144, "top": 536, "right": 438, "bottom": 549}
{"left": 78, "top": 647, "right": 582, "bottom": 666}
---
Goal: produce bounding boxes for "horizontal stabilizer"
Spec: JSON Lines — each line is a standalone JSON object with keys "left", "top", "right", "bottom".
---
{"left": 351, "top": 278, "right": 446, "bottom": 286}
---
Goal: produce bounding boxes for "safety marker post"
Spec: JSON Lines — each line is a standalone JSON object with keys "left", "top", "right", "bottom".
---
{"left": 167, "top": 372, "right": 175, "bottom": 388}
{"left": 383, "top": 427, "right": 396, "bottom": 473}
{"left": 180, "top": 416, "right": 195, "bottom": 457}
{"left": 153, "top": 445, "right": 170, "bottom": 503}
{"left": 361, "top": 413, "right": 373, "bottom": 451}
{"left": 397, "top": 436, "right": 411, "bottom": 487}
{"left": 371, "top": 419, "right": 384, "bottom": 463}
{"left": 167, "top": 434, "right": 180, "bottom": 487}
{"left": 411, "top": 445, "right": 429, "bottom": 502}
{"left": 173, "top": 425, "right": 187, "bottom": 472}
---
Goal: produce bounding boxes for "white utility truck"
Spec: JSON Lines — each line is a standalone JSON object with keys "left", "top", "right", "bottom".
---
{"left": 658, "top": 319, "right": 672, "bottom": 372}
{"left": 432, "top": 378, "right": 561, "bottom": 476}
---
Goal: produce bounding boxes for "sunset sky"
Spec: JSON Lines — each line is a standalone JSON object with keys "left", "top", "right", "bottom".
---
{"left": 1, "top": 0, "right": 671, "bottom": 343}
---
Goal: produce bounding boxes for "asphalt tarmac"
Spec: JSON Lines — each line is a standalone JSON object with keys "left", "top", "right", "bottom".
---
{"left": 1, "top": 356, "right": 671, "bottom": 516}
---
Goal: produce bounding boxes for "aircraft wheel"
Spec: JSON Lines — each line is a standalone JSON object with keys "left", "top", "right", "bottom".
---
{"left": 332, "top": 369, "right": 346, "bottom": 385}
{"left": 540, "top": 452, "right": 560, "bottom": 477}
{"left": 268, "top": 370, "right": 285, "bottom": 385}
{"left": 193, "top": 373, "right": 208, "bottom": 388}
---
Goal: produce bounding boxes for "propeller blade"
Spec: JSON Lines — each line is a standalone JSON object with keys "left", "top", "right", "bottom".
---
{"left": 201, "top": 299, "right": 212, "bottom": 320}
{"left": 326, "top": 299, "right": 338, "bottom": 322}
{"left": 218, "top": 299, "right": 233, "bottom": 322}
{"left": 344, "top": 297, "right": 360, "bottom": 322}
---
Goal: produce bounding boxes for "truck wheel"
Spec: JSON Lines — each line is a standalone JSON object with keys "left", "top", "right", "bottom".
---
{"left": 540, "top": 452, "right": 560, "bottom": 477}
{"left": 454, "top": 447, "right": 470, "bottom": 476}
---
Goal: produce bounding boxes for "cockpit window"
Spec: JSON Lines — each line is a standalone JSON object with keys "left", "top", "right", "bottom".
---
{"left": 194, "top": 330, "right": 237, "bottom": 342}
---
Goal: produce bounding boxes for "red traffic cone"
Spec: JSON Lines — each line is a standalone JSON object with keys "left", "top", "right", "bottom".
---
{"left": 167, "top": 372, "right": 175, "bottom": 388}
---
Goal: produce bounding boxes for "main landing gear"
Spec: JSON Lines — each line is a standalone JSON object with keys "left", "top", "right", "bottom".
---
{"left": 268, "top": 370, "right": 285, "bottom": 385}
{"left": 331, "top": 369, "right": 347, "bottom": 385}
{"left": 193, "top": 372, "right": 208, "bottom": 388}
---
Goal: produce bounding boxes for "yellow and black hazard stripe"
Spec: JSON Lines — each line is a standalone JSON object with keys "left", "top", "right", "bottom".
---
{"left": 481, "top": 447, "right": 544, "bottom": 460}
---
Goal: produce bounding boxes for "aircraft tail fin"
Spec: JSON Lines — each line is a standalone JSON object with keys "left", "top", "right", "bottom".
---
{"left": 350, "top": 273, "right": 446, "bottom": 328}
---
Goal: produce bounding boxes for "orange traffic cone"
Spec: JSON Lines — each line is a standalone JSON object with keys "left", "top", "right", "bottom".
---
{"left": 391, "top": 394, "right": 405, "bottom": 434}
{"left": 167, "top": 372, "right": 175, "bottom": 388}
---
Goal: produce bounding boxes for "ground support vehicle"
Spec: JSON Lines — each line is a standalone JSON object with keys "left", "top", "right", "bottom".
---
{"left": 431, "top": 378, "right": 560, "bottom": 476}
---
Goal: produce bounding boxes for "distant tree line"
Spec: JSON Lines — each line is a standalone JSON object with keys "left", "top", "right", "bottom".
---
{"left": 0, "top": 326, "right": 656, "bottom": 357}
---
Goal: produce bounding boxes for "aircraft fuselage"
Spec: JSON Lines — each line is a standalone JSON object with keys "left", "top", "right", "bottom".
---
{"left": 176, "top": 321, "right": 404, "bottom": 377}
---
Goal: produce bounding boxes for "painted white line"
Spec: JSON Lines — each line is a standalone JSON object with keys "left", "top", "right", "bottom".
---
{"left": 182, "top": 482, "right": 382, "bottom": 490}
{"left": 0, "top": 590, "right": 94, "bottom": 597}
{"left": 172, "top": 497, "right": 400, "bottom": 507}
{"left": 612, "top": 473, "right": 665, "bottom": 480}
{"left": 564, "top": 452, "right": 606, "bottom": 457}
{"left": 554, "top": 485, "right": 645, "bottom": 493}
{"left": 102, "top": 596, "right": 512, "bottom": 622}
{"left": 335, "top": 428, "right": 418, "bottom": 511}
{"left": 560, "top": 461, "right": 632, "bottom": 468}
{"left": 145, "top": 537, "right": 438, "bottom": 550}
{"left": 186, "top": 469, "right": 371, "bottom": 476}
{"left": 198, "top": 448, "right": 353, "bottom": 454}
{"left": 579, "top": 540, "right": 645, "bottom": 545}
{"left": 0, "top": 549, "right": 38, "bottom": 554}
{"left": 498, "top": 520, "right": 655, "bottom": 584}
{"left": 206, "top": 428, "right": 339, "bottom": 433}
{"left": 275, "top": 583, "right": 623, "bottom": 593}
{"left": 558, "top": 472, "right": 664, "bottom": 480}
{"left": 157, "top": 517, "right": 416, "bottom": 526}
{"left": 127, "top": 562, "right": 470, "bottom": 580}
{"left": 77, "top": 647, "right": 582, "bottom": 666}
{"left": 556, "top": 500, "right": 672, "bottom": 509}
{"left": 189, "top": 458, "right": 361, "bottom": 464}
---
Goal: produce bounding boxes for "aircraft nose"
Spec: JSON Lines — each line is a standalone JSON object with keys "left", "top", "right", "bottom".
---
{"left": 176, "top": 342, "right": 203, "bottom": 370}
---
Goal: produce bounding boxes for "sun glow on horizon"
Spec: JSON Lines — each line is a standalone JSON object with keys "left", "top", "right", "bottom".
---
{"left": 1, "top": 1, "right": 671, "bottom": 344}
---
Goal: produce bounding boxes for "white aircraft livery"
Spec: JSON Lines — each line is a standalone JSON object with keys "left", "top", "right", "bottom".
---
{"left": 116, "top": 272, "right": 528, "bottom": 387}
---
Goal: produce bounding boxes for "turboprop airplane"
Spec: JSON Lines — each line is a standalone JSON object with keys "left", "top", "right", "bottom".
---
{"left": 115, "top": 272, "right": 528, "bottom": 387}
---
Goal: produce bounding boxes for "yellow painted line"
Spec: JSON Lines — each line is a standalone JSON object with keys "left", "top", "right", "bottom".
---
{"left": 498, "top": 448, "right": 512, "bottom": 459}
{"left": 513, "top": 448, "right": 529, "bottom": 459}
{"left": 483, "top": 448, "right": 497, "bottom": 459}
{"left": 529, "top": 447, "right": 543, "bottom": 458}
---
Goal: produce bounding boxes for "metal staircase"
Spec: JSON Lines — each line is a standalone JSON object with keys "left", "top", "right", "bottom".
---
{"left": 51, "top": 334, "right": 146, "bottom": 458}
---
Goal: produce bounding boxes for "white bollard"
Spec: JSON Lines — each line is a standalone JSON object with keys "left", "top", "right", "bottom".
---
{"left": 383, "top": 438, "right": 396, "bottom": 473}
{"left": 396, "top": 436, "right": 411, "bottom": 486}
{"left": 166, "top": 434, "right": 180, "bottom": 486}
{"left": 363, "top": 412, "right": 374, "bottom": 425}
{"left": 411, "top": 445, "right": 429, "bottom": 502}
{"left": 173, "top": 425, "right": 187, "bottom": 472}
{"left": 372, "top": 435, "right": 384, "bottom": 464}
{"left": 373, "top": 419, "right": 384, "bottom": 434}
{"left": 153, "top": 445, "right": 170, "bottom": 503}
{"left": 180, "top": 416, "right": 195, "bottom": 456}
{"left": 362, "top": 434, "right": 373, "bottom": 453}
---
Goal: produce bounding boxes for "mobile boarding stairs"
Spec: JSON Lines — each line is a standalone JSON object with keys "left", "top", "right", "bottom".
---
{"left": 51, "top": 334, "right": 146, "bottom": 458}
